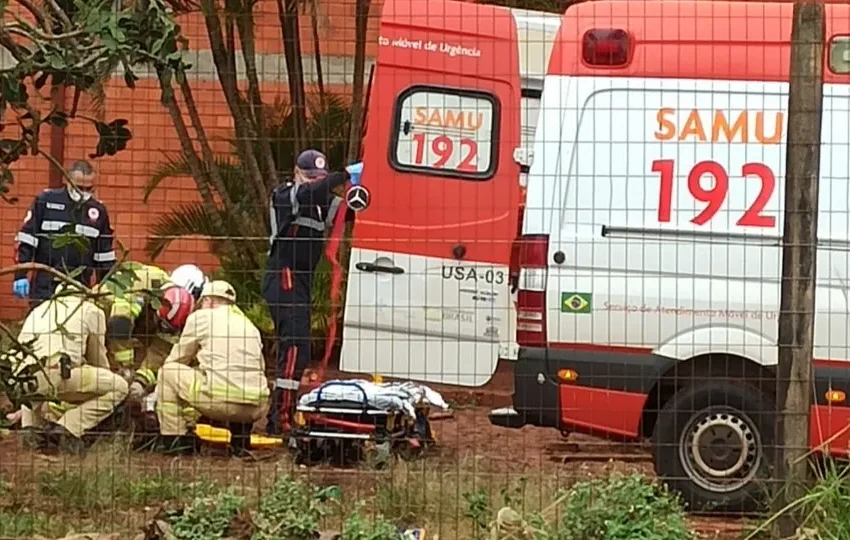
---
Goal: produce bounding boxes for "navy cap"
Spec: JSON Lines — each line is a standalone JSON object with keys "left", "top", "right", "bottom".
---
{"left": 296, "top": 149, "right": 329, "bottom": 178}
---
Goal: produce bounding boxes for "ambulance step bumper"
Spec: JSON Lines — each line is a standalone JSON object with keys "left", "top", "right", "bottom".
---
{"left": 488, "top": 406, "right": 527, "bottom": 428}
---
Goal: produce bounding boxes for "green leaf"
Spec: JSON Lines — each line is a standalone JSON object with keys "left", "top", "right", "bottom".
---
{"left": 51, "top": 232, "right": 89, "bottom": 254}
{"left": 123, "top": 69, "right": 138, "bottom": 89}
{"left": 46, "top": 112, "right": 69, "bottom": 128}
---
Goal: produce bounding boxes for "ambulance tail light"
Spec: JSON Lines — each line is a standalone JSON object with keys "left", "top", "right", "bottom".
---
{"left": 516, "top": 234, "right": 549, "bottom": 347}
{"left": 582, "top": 29, "right": 632, "bottom": 67}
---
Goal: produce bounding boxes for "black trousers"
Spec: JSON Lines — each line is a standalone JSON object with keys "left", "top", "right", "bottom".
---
{"left": 262, "top": 267, "right": 313, "bottom": 435}
{"left": 30, "top": 272, "right": 59, "bottom": 306}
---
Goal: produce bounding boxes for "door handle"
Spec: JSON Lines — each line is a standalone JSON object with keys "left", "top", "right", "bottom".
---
{"left": 356, "top": 262, "right": 405, "bottom": 274}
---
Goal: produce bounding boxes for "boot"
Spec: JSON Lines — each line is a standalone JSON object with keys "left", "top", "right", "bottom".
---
{"left": 45, "top": 423, "right": 87, "bottom": 455}
{"left": 229, "top": 422, "right": 252, "bottom": 458}
{"left": 157, "top": 434, "right": 200, "bottom": 456}
{"left": 20, "top": 426, "right": 48, "bottom": 451}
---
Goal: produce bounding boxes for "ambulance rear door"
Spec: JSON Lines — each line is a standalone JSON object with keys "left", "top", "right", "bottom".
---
{"left": 341, "top": 0, "right": 522, "bottom": 386}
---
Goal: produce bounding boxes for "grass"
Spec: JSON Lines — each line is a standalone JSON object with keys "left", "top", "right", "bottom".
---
{"left": 0, "top": 433, "right": 689, "bottom": 540}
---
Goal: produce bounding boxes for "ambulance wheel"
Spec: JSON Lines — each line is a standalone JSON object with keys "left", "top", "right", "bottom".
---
{"left": 653, "top": 381, "right": 774, "bottom": 513}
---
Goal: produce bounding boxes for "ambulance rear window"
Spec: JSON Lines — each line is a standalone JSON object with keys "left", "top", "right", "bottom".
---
{"left": 390, "top": 86, "right": 499, "bottom": 180}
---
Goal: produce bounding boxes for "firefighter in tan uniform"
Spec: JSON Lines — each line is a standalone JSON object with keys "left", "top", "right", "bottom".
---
{"left": 155, "top": 281, "right": 269, "bottom": 455}
{"left": 98, "top": 262, "right": 206, "bottom": 400}
{"left": 12, "top": 284, "right": 129, "bottom": 453}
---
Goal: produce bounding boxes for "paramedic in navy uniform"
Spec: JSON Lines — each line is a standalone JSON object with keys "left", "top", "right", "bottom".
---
{"left": 12, "top": 160, "right": 116, "bottom": 307}
{"left": 263, "top": 149, "right": 363, "bottom": 435}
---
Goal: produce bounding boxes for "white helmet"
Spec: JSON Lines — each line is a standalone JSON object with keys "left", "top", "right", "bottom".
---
{"left": 170, "top": 264, "right": 207, "bottom": 299}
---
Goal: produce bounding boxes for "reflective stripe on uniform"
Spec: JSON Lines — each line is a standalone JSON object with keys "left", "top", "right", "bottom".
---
{"left": 15, "top": 232, "right": 38, "bottom": 247}
{"left": 325, "top": 196, "right": 342, "bottom": 228}
{"left": 94, "top": 250, "right": 116, "bottom": 262}
{"left": 268, "top": 197, "right": 277, "bottom": 249}
{"left": 136, "top": 368, "right": 157, "bottom": 387}
{"left": 275, "top": 378, "right": 300, "bottom": 391}
{"left": 75, "top": 224, "right": 100, "bottom": 238}
{"left": 48, "top": 401, "right": 73, "bottom": 414}
{"left": 208, "top": 384, "right": 269, "bottom": 404}
{"left": 41, "top": 220, "right": 69, "bottom": 231}
{"left": 190, "top": 375, "right": 269, "bottom": 405}
{"left": 289, "top": 183, "right": 301, "bottom": 216}
{"left": 40, "top": 221, "right": 100, "bottom": 238}
{"left": 112, "top": 296, "right": 143, "bottom": 319}
{"left": 291, "top": 216, "right": 325, "bottom": 231}
{"left": 114, "top": 349, "right": 135, "bottom": 366}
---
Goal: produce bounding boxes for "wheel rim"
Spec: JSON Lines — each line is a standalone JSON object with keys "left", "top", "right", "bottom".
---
{"left": 678, "top": 408, "right": 762, "bottom": 494}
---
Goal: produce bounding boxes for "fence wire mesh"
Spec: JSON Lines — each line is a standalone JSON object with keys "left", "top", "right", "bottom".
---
{"left": 0, "top": 0, "right": 843, "bottom": 538}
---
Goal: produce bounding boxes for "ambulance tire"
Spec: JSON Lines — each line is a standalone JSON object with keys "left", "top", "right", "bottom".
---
{"left": 652, "top": 380, "right": 775, "bottom": 513}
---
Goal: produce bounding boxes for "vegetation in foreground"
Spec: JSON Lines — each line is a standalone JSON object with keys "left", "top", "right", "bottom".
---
{"left": 0, "top": 436, "right": 698, "bottom": 540}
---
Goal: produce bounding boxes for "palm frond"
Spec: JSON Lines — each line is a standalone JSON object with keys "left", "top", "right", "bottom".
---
{"left": 144, "top": 153, "right": 242, "bottom": 202}
{"left": 144, "top": 153, "right": 192, "bottom": 202}
{"left": 144, "top": 202, "right": 223, "bottom": 260}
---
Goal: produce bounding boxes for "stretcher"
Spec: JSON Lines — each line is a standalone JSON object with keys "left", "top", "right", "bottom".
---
{"left": 290, "top": 379, "right": 449, "bottom": 466}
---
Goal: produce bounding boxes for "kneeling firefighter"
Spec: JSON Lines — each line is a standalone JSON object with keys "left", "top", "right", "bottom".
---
{"left": 99, "top": 262, "right": 206, "bottom": 400}
{"left": 263, "top": 149, "right": 363, "bottom": 435}
{"left": 10, "top": 284, "right": 129, "bottom": 454}
{"left": 156, "top": 281, "right": 269, "bottom": 455}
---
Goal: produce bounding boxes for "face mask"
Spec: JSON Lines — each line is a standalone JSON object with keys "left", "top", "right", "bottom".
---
{"left": 68, "top": 186, "right": 92, "bottom": 202}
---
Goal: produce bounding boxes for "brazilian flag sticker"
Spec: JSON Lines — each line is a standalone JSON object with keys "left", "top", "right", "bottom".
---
{"left": 561, "top": 292, "right": 592, "bottom": 314}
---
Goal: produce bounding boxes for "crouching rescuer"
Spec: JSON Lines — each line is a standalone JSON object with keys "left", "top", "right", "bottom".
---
{"left": 11, "top": 284, "right": 129, "bottom": 453}
{"left": 100, "top": 262, "right": 205, "bottom": 400}
{"left": 262, "top": 149, "right": 364, "bottom": 435}
{"left": 156, "top": 281, "right": 270, "bottom": 455}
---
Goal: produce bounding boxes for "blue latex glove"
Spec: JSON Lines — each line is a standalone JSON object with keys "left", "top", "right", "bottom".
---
{"left": 346, "top": 162, "right": 364, "bottom": 186}
{"left": 12, "top": 278, "right": 29, "bottom": 299}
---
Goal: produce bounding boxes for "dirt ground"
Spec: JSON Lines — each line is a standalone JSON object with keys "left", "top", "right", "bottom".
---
{"left": 0, "top": 406, "right": 749, "bottom": 539}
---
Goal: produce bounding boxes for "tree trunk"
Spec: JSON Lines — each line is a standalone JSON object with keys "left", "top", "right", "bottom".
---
{"left": 774, "top": 2, "right": 824, "bottom": 537}
{"left": 200, "top": 0, "right": 268, "bottom": 209}
{"left": 346, "top": 0, "right": 371, "bottom": 162}
{"left": 158, "top": 72, "right": 260, "bottom": 270}
{"left": 310, "top": 0, "right": 326, "bottom": 152}
{"left": 277, "top": 0, "right": 307, "bottom": 151}
{"left": 234, "top": 0, "right": 280, "bottom": 189}
{"left": 310, "top": 0, "right": 325, "bottom": 104}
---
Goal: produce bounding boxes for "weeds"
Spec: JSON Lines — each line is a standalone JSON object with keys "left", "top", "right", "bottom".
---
{"left": 340, "top": 502, "right": 399, "bottom": 540}
{"left": 0, "top": 510, "right": 69, "bottom": 538}
{"left": 251, "top": 475, "right": 337, "bottom": 540}
{"left": 35, "top": 469, "right": 219, "bottom": 512}
{"left": 169, "top": 490, "right": 246, "bottom": 540}
{"left": 552, "top": 474, "right": 693, "bottom": 540}
{"left": 746, "top": 459, "right": 850, "bottom": 540}
{"left": 462, "top": 473, "right": 693, "bottom": 540}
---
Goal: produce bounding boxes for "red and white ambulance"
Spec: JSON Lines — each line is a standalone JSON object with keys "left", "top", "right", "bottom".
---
{"left": 486, "top": 0, "right": 850, "bottom": 512}
{"left": 341, "top": 0, "right": 560, "bottom": 386}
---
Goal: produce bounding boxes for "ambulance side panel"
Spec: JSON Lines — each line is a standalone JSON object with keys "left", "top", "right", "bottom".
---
{"left": 341, "top": 0, "right": 522, "bottom": 386}
{"left": 519, "top": 0, "right": 850, "bottom": 442}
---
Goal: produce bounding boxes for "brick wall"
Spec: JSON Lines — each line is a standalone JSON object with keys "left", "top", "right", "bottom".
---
{"left": 0, "top": 0, "right": 385, "bottom": 319}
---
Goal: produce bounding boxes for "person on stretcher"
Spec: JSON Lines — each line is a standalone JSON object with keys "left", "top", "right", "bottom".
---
{"left": 154, "top": 281, "right": 269, "bottom": 456}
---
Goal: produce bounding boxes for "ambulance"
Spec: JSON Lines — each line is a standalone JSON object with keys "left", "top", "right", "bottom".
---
{"left": 484, "top": 0, "right": 850, "bottom": 512}
{"left": 341, "top": 0, "right": 560, "bottom": 386}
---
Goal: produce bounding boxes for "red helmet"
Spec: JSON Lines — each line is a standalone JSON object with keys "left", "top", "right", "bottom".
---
{"left": 157, "top": 285, "right": 195, "bottom": 331}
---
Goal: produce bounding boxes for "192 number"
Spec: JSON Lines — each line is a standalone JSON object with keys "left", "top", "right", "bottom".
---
{"left": 652, "top": 159, "right": 776, "bottom": 228}
{"left": 412, "top": 133, "right": 479, "bottom": 172}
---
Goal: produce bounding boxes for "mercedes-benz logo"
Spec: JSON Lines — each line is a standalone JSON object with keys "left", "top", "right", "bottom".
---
{"left": 345, "top": 185, "right": 371, "bottom": 212}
